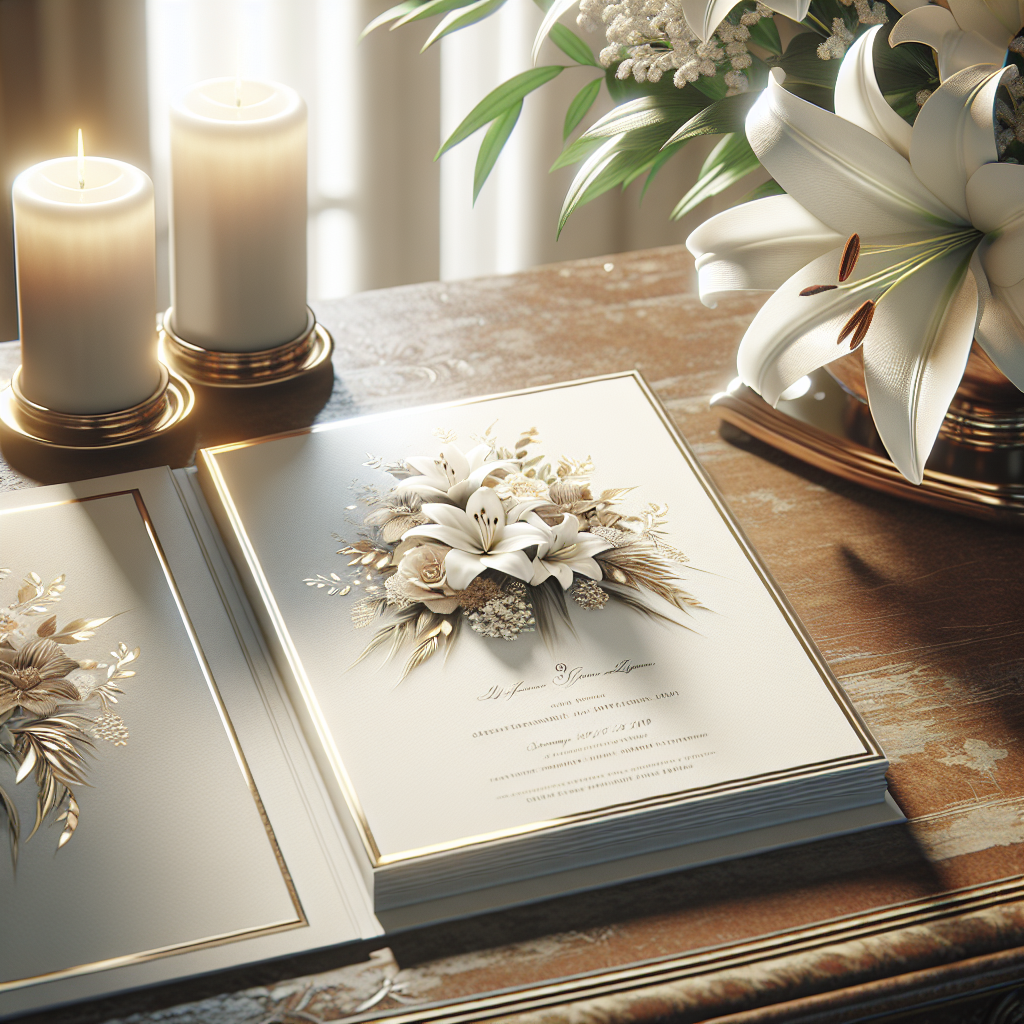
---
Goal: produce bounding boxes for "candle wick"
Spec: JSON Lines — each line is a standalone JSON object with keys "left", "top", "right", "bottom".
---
{"left": 77, "top": 129, "right": 85, "bottom": 189}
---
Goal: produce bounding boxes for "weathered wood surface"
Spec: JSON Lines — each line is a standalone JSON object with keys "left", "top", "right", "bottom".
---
{"left": 1, "top": 244, "right": 1021, "bottom": 1024}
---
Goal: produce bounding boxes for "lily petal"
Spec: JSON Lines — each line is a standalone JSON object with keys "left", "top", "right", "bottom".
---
{"left": 686, "top": 195, "right": 842, "bottom": 308}
{"left": 401, "top": 480, "right": 452, "bottom": 502}
{"left": 566, "top": 556, "right": 604, "bottom": 581}
{"left": 572, "top": 533, "right": 614, "bottom": 558}
{"left": 966, "top": 162, "right": 1024, "bottom": 288}
{"left": 404, "top": 455, "right": 446, "bottom": 481}
{"left": 891, "top": 5, "right": 1005, "bottom": 79}
{"left": 479, "top": 550, "right": 535, "bottom": 583}
{"left": 419, "top": 503, "right": 470, "bottom": 531}
{"left": 947, "top": 0, "right": 1022, "bottom": 48}
{"left": 738, "top": 245, "right": 895, "bottom": 404}
{"left": 747, "top": 69, "right": 965, "bottom": 235}
{"left": 444, "top": 549, "right": 487, "bottom": 591}
{"left": 835, "top": 28, "right": 912, "bottom": 159}
{"left": 910, "top": 64, "right": 1009, "bottom": 220}
{"left": 492, "top": 525, "right": 546, "bottom": 552}
{"left": 506, "top": 498, "right": 550, "bottom": 522}
{"left": 862, "top": 245, "right": 978, "bottom": 484}
{"left": 972, "top": 248, "right": 1024, "bottom": 390}
{"left": 464, "top": 443, "right": 495, "bottom": 472}
{"left": 403, "top": 522, "right": 482, "bottom": 553}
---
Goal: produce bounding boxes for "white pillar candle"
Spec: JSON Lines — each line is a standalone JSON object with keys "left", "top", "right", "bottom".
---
{"left": 169, "top": 78, "right": 308, "bottom": 353}
{"left": 12, "top": 155, "right": 161, "bottom": 415}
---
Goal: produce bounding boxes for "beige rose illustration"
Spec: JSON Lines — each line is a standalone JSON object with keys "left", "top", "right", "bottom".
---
{"left": 393, "top": 543, "right": 460, "bottom": 614}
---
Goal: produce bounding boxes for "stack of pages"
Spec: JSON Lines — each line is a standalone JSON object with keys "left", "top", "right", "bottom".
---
{"left": 0, "top": 373, "right": 901, "bottom": 1018}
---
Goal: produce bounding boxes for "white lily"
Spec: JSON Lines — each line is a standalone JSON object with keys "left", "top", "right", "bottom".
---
{"left": 681, "top": 0, "right": 810, "bottom": 43}
{"left": 402, "top": 487, "right": 546, "bottom": 590}
{"left": 524, "top": 513, "right": 613, "bottom": 589}
{"left": 401, "top": 442, "right": 517, "bottom": 506}
{"left": 890, "top": 0, "right": 1023, "bottom": 80}
{"left": 686, "top": 28, "right": 1024, "bottom": 483}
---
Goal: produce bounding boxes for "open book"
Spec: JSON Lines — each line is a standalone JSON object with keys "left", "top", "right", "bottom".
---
{"left": 0, "top": 373, "right": 902, "bottom": 1018}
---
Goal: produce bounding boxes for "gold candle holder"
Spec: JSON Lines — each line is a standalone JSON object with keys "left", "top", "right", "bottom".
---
{"left": 158, "top": 306, "right": 333, "bottom": 387}
{"left": 0, "top": 363, "right": 196, "bottom": 483}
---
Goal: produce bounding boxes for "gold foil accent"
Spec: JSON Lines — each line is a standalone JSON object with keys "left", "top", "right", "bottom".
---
{"left": 159, "top": 307, "right": 333, "bottom": 387}
{"left": 0, "top": 489, "right": 305, "bottom": 995}
{"left": 5, "top": 364, "right": 193, "bottom": 448}
{"left": 199, "top": 371, "right": 885, "bottom": 871}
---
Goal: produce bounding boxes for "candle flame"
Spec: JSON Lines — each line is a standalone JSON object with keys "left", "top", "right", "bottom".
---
{"left": 235, "top": 40, "right": 242, "bottom": 108}
{"left": 77, "top": 129, "right": 85, "bottom": 189}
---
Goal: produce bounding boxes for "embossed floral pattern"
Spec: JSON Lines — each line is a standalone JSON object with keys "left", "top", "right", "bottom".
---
{"left": 304, "top": 427, "right": 702, "bottom": 680}
{"left": 0, "top": 568, "right": 139, "bottom": 867}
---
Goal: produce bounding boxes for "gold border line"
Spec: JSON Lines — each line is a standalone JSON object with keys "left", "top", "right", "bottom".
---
{"left": 199, "top": 371, "right": 886, "bottom": 869}
{"left": 0, "top": 489, "right": 305, "bottom": 995}
{"left": 199, "top": 452, "right": 383, "bottom": 865}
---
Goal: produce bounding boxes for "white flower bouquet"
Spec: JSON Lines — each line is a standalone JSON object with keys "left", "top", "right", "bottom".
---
{"left": 305, "top": 427, "right": 701, "bottom": 679}
{"left": 371, "top": 0, "right": 1024, "bottom": 483}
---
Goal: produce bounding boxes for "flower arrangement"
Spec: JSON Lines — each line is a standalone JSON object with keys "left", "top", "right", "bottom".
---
{"left": 304, "top": 426, "right": 701, "bottom": 680}
{"left": 369, "top": 0, "right": 1024, "bottom": 484}
{"left": 0, "top": 569, "right": 139, "bottom": 868}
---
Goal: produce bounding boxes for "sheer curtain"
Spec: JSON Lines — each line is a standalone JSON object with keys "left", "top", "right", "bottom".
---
{"left": 0, "top": 0, "right": 761, "bottom": 341}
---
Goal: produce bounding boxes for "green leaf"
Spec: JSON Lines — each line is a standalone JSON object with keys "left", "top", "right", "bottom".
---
{"left": 747, "top": 15, "right": 782, "bottom": 56}
{"left": 690, "top": 74, "right": 729, "bottom": 101}
{"left": 558, "top": 136, "right": 625, "bottom": 235}
{"left": 422, "top": 0, "right": 508, "bottom": 50}
{"left": 639, "top": 141, "right": 685, "bottom": 201}
{"left": 777, "top": 31, "right": 841, "bottom": 89}
{"left": 662, "top": 91, "right": 760, "bottom": 148}
{"left": 531, "top": 0, "right": 579, "bottom": 64}
{"left": 360, "top": 0, "right": 424, "bottom": 39}
{"left": 438, "top": 65, "right": 563, "bottom": 157}
{"left": 551, "top": 132, "right": 604, "bottom": 170}
{"left": 549, "top": 23, "right": 599, "bottom": 66}
{"left": 393, "top": 0, "right": 479, "bottom": 28}
{"left": 474, "top": 99, "right": 522, "bottom": 202}
{"left": 564, "top": 77, "right": 602, "bottom": 139}
{"left": 582, "top": 92, "right": 706, "bottom": 140}
{"left": 742, "top": 177, "right": 786, "bottom": 202}
{"left": 670, "top": 132, "right": 761, "bottom": 219}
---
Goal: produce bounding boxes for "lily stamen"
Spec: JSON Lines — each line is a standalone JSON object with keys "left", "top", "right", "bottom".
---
{"left": 839, "top": 234, "right": 860, "bottom": 282}
{"left": 799, "top": 284, "right": 837, "bottom": 296}
{"left": 838, "top": 300, "right": 875, "bottom": 349}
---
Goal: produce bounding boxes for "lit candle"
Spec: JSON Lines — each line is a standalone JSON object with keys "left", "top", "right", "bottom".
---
{"left": 169, "top": 78, "right": 308, "bottom": 352}
{"left": 12, "top": 137, "right": 161, "bottom": 414}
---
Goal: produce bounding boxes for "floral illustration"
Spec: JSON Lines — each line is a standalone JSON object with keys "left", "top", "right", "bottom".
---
{"left": 0, "top": 568, "right": 139, "bottom": 868}
{"left": 304, "top": 426, "right": 702, "bottom": 680}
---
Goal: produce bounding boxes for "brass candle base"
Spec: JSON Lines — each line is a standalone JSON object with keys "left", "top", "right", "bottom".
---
{"left": 158, "top": 306, "right": 333, "bottom": 387}
{"left": 0, "top": 366, "right": 196, "bottom": 483}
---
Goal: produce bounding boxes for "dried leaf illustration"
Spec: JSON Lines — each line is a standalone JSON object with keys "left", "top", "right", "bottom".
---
{"left": 0, "top": 571, "right": 139, "bottom": 861}
{"left": 401, "top": 633, "right": 439, "bottom": 681}
{"left": 50, "top": 615, "right": 114, "bottom": 644}
{"left": 351, "top": 597, "right": 387, "bottom": 629}
{"left": 55, "top": 794, "right": 80, "bottom": 848}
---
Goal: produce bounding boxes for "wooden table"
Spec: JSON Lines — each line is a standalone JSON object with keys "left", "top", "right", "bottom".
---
{"left": 2, "top": 245, "right": 1022, "bottom": 1024}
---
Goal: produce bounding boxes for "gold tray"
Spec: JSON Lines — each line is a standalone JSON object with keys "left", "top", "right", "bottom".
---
{"left": 710, "top": 370, "right": 1024, "bottom": 526}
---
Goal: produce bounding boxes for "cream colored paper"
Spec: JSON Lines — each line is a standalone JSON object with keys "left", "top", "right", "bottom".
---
{"left": 200, "top": 375, "right": 877, "bottom": 865}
